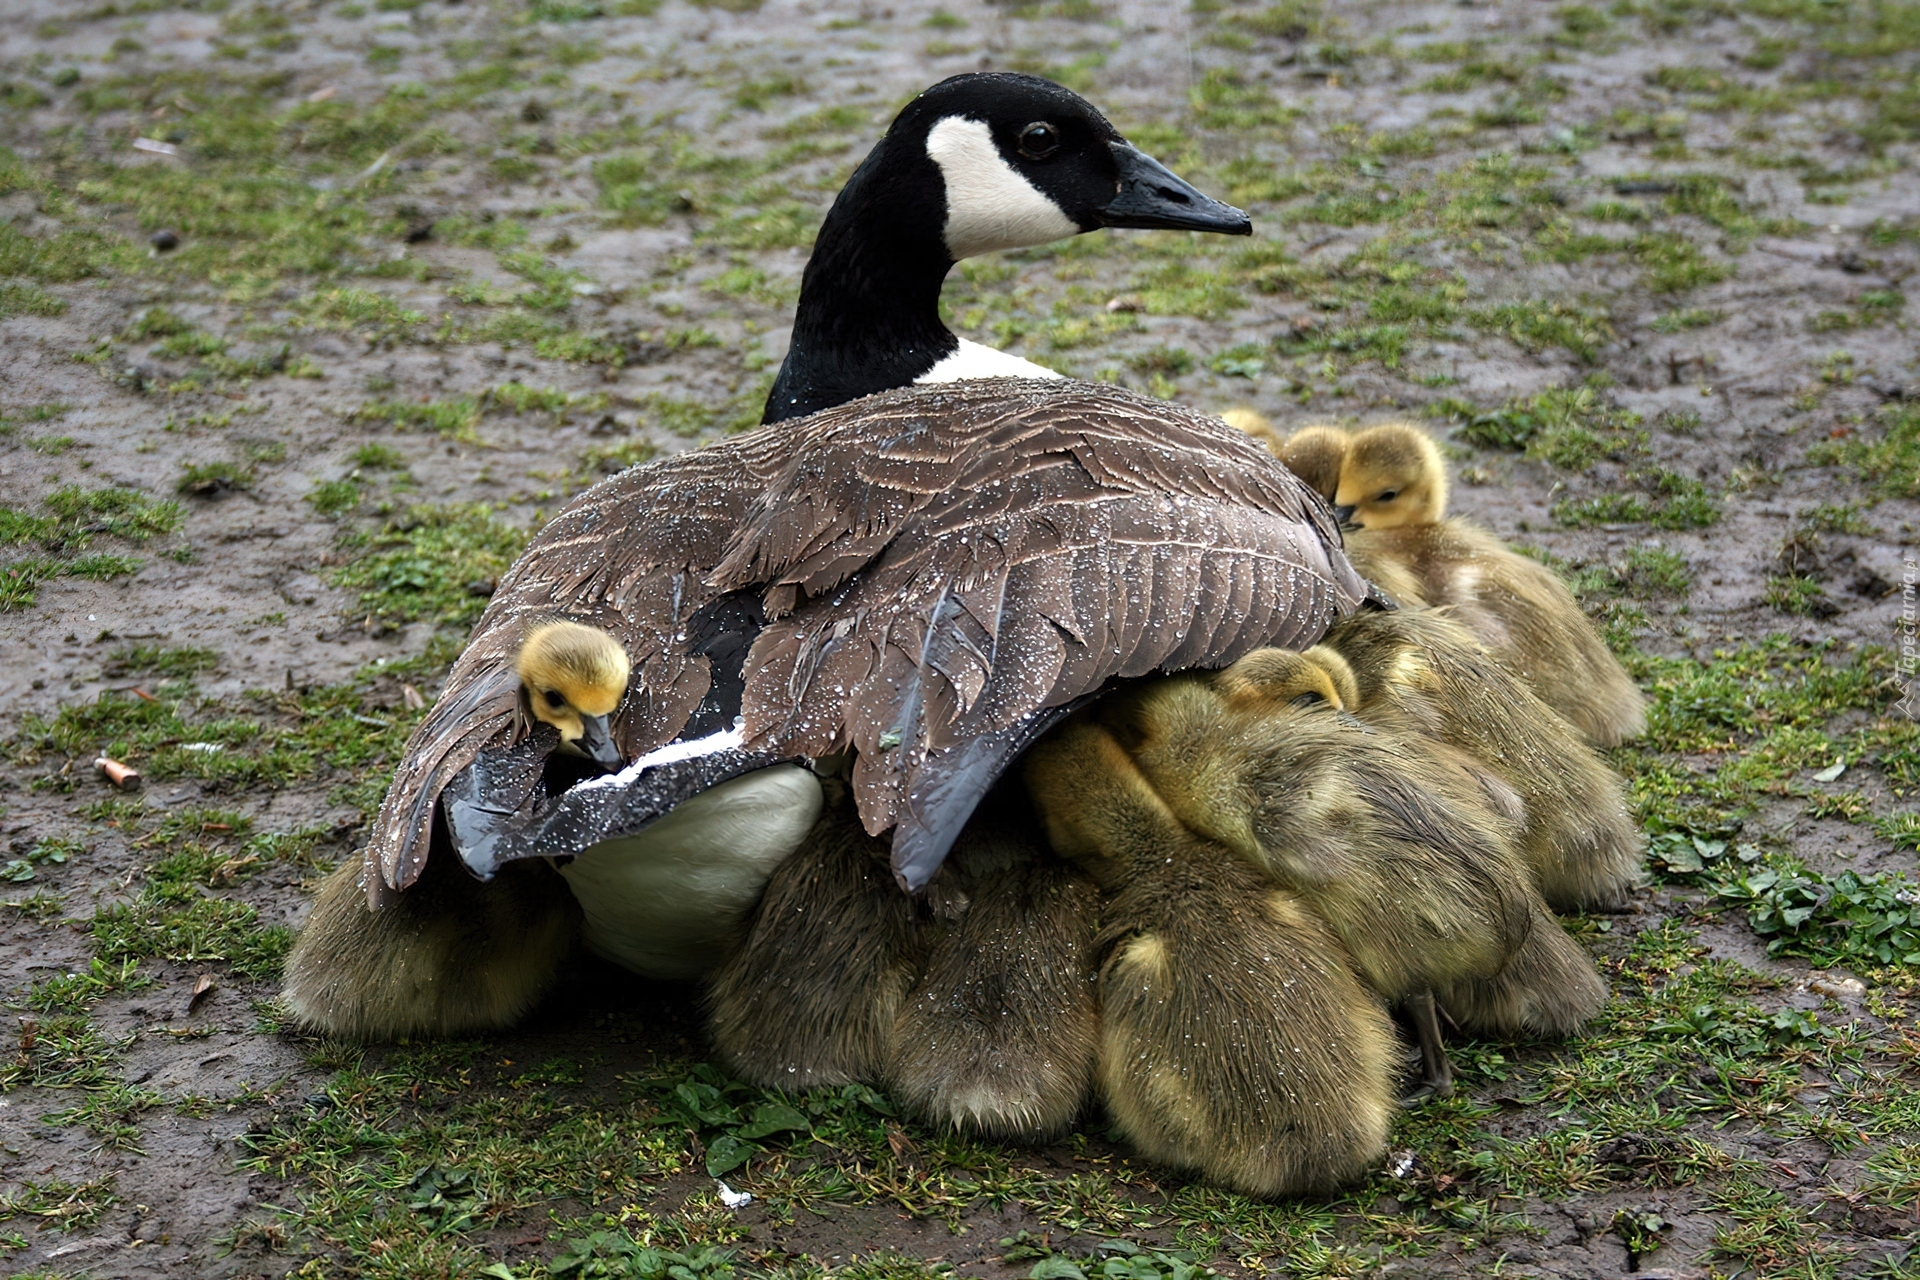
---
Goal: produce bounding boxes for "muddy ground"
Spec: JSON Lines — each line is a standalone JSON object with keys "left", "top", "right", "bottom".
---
{"left": 0, "top": 0, "right": 1916, "bottom": 1275}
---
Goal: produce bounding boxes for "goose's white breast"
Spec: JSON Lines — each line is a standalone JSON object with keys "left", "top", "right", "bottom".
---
{"left": 559, "top": 764, "right": 823, "bottom": 979}
{"left": 917, "top": 338, "right": 1063, "bottom": 385}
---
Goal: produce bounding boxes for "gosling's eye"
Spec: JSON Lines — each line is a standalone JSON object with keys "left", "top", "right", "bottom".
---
{"left": 1376, "top": 489, "right": 1399, "bottom": 503}
{"left": 1289, "top": 691, "right": 1327, "bottom": 708}
{"left": 542, "top": 689, "right": 566, "bottom": 709}
{"left": 1017, "top": 121, "right": 1060, "bottom": 160}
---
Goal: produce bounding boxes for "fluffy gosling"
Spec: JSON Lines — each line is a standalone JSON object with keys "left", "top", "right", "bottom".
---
{"left": 1025, "top": 712, "right": 1397, "bottom": 1196}
{"left": 517, "top": 619, "right": 631, "bottom": 768}
{"left": 1318, "top": 607, "right": 1644, "bottom": 913}
{"left": 1269, "top": 422, "right": 1647, "bottom": 748}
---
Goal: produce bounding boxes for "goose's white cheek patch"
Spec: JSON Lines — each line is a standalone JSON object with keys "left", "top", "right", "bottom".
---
{"left": 926, "top": 116, "right": 1080, "bottom": 259}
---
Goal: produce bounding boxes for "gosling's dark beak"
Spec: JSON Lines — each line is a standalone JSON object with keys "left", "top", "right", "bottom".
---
{"left": 1100, "top": 143, "right": 1252, "bottom": 236}
{"left": 577, "top": 713, "right": 624, "bottom": 772}
{"left": 1333, "top": 504, "right": 1359, "bottom": 530}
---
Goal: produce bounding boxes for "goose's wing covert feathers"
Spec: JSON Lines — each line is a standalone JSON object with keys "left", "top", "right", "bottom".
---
{"left": 363, "top": 379, "right": 1366, "bottom": 903}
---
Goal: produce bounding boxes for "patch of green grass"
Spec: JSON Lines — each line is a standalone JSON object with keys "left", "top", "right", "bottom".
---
{"left": 1555, "top": 469, "right": 1719, "bottom": 529}
{"left": 92, "top": 893, "right": 291, "bottom": 980}
{"left": 1632, "top": 232, "right": 1734, "bottom": 292}
{"left": 354, "top": 396, "right": 483, "bottom": 441}
{"left": 352, "top": 442, "right": 408, "bottom": 469}
{"left": 1766, "top": 574, "right": 1830, "bottom": 615}
{"left": 41, "top": 485, "right": 185, "bottom": 545}
{"left": 330, "top": 504, "right": 529, "bottom": 627}
{"left": 299, "top": 287, "right": 425, "bottom": 337}
{"left": 1623, "top": 637, "right": 1891, "bottom": 840}
{"left": 0, "top": 558, "right": 59, "bottom": 611}
{"left": 1277, "top": 321, "right": 1412, "bottom": 368}
{"left": 1218, "top": 0, "right": 1326, "bottom": 39}
{"left": 1651, "top": 306, "right": 1721, "bottom": 332}
{"left": 488, "top": 381, "right": 606, "bottom": 419}
{"left": 551, "top": 1235, "right": 736, "bottom": 1279}
{"left": 1809, "top": 403, "right": 1920, "bottom": 497}
{"left": 0, "top": 1174, "right": 119, "bottom": 1231}
{"left": 0, "top": 280, "right": 67, "bottom": 317}
{"left": 179, "top": 461, "right": 253, "bottom": 495}
{"left": 0, "top": 485, "right": 177, "bottom": 608}
{"left": 1433, "top": 386, "right": 1645, "bottom": 466}
{"left": 0, "top": 221, "right": 133, "bottom": 283}
{"left": 1127, "top": 347, "right": 1195, "bottom": 377}
{"left": 1189, "top": 68, "right": 1301, "bottom": 131}
{"left": 1615, "top": 544, "right": 1692, "bottom": 595}
{"left": 308, "top": 477, "right": 362, "bottom": 516}
{"left": 109, "top": 645, "right": 219, "bottom": 679}
{"left": 1468, "top": 299, "right": 1611, "bottom": 361}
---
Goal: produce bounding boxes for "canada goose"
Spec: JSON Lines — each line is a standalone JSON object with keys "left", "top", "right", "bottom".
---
{"left": 1316, "top": 607, "right": 1644, "bottom": 913}
{"left": 287, "top": 74, "right": 1338, "bottom": 1044}
{"left": 765, "top": 72, "right": 1250, "bottom": 423}
{"left": 1269, "top": 421, "right": 1646, "bottom": 747}
{"left": 287, "top": 378, "right": 1363, "bottom": 1041}
{"left": 1023, "top": 712, "right": 1397, "bottom": 1196}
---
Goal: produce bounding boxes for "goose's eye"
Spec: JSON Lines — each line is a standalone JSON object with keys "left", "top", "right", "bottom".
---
{"left": 542, "top": 689, "right": 566, "bottom": 709}
{"left": 1376, "top": 489, "right": 1399, "bottom": 503}
{"left": 1017, "top": 122, "right": 1060, "bottom": 160}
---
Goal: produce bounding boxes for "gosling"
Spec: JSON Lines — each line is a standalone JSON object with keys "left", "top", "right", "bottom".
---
{"left": 281, "top": 619, "right": 635, "bottom": 1039}
{"left": 1270, "top": 421, "right": 1646, "bottom": 748}
{"left": 517, "top": 619, "right": 631, "bottom": 768}
{"left": 1104, "top": 653, "right": 1541, "bottom": 1097}
{"left": 1219, "top": 645, "right": 1609, "bottom": 1046}
{"left": 883, "top": 795, "right": 1101, "bottom": 1142}
{"left": 1316, "top": 607, "right": 1644, "bottom": 914}
{"left": 1024, "top": 710, "right": 1398, "bottom": 1197}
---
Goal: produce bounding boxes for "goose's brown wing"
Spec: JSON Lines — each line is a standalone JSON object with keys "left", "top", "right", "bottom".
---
{"left": 365, "top": 379, "right": 1363, "bottom": 902}
{"left": 716, "top": 380, "right": 1365, "bottom": 885}
{"left": 362, "top": 427, "right": 801, "bottom": 903}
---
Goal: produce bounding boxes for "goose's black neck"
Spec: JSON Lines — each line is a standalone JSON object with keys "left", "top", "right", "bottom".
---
{"left": 763, "top": 145, "right": 958, "bottom": 425}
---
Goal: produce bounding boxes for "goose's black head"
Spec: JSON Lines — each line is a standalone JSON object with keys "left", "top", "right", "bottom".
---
{"left": 765, "top": 73, "right": 1252, "bottom": 424}
{"left": 892, "top": 72, "right": 1253, "bottom": 258}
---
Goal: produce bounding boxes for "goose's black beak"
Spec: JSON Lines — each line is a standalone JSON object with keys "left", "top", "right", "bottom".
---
{"left": 577, "top": 713, "right": 624, "bottom": 772}
{"left": 1333, "top": 504, "right": 1359, "bottom": 530}
{"left": 1100, "top": 143, "right": 1252, "bottom": 236}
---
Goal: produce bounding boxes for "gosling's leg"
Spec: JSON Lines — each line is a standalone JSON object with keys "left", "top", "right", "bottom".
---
{"left": 885, "top": 805, "right": 1099, "bottom": 1142}
{"left": 1403, "top": 990, "right": 1455, "bottom": 1103}
{"left": 281, "top": 842, "right": 581, "bottom": 1041}
{"left": 705, "top": 814, "right": 920, "bottom": 1089}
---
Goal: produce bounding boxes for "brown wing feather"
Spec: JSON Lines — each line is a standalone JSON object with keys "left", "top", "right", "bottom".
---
{"left": 364, "top": 378, "right": 1365, "bottom": 903}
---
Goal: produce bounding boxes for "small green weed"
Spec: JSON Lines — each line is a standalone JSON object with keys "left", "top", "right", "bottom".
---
{"left": 330, "top": 504, "right": 528, "bottom": 627}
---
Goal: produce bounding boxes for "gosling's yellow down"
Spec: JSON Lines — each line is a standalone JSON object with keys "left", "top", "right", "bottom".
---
{"left": 1267, "top": 421, "right": 1647, "bottom": 748}
{"left": 1316, "top": 607, "right": 1644, "bottom": 914}
{"left": 1225, "top": 644, "right": 1609, "bottom": 1045}
{"left": 1024, "top": 702, "right": 1398, "bottom": 1197}
{"left": 281, "top": 619, "right": 640, "bottom": 1039}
